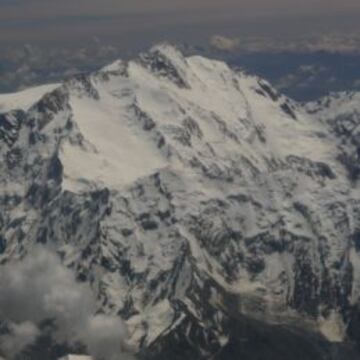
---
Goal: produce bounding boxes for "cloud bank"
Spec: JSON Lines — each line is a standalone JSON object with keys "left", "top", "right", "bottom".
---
{"left": 0, "top": 247, "right": 131, "bottom": 360}
{"left": 208, "top": 33, "right": 360, "bottom": 54}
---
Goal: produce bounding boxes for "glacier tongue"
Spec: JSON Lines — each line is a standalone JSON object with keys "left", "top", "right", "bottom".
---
{"left": 1, "top": 44, "right": 360, "bottom": 359}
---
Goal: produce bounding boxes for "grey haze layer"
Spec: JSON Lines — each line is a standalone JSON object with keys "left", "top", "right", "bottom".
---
{"left": 0, "top": 0, "right": 360, "bottom": 46}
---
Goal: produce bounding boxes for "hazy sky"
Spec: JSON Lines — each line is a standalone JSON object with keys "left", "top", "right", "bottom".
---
{"left": 1, "top": 0, "right": 360, "bottom": 94}
{"left": 1, "top": 0, "right": 360, "bottom": 47}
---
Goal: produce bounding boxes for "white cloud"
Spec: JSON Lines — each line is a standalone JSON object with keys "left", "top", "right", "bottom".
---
{"left": 81, "top": 315, "right": 132, "bottom": 360}
{"left": 209, "top": 35, "right": 240, "bottom": 52}
{"left": 0, "top": 247, "right": 132, "bottom": 360}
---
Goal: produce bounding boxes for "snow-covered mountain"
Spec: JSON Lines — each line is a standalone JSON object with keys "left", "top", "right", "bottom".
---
{"left": 1, "top": 44, "right": 360, "bottom": 359}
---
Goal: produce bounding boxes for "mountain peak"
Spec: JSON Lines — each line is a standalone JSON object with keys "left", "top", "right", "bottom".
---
{"left": 149, "top": 42, "right": 184, "bottom": 59}
{"left": 2, "top": 46, "right": 360, "bottom": 359}
{"left": 0, "top": 46, "right": 341, "bottom": 192}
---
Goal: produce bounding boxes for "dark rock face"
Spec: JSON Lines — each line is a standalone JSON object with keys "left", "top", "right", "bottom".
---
{"left": 0, "top": 110, "right": 25, "bottom": 147}
{"left": 138, "top": 48, "right": 189, "bottom": 89}
{"left": 280, "top": 102, "right": 297, "bottom": 120}
{"left": 215, "top": 317, "right": 360, "bottom": 360}
{"left": 0, "top": 236, "right": 6, "bottom": 254}
{"left": 257, "top": 79, "right": 280, "bottom": 102}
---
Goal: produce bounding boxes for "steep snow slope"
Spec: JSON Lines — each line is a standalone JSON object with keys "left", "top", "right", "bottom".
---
{"left": 61, "top": 94, "right": 167, "bottom": 192}
{"left": 1, "top": 45, "right": 360, "bottom": 359}
{"left": 0, "top": 84, "right": 60, "bottom": 113}
{"left": 305, "top": 92, "right": 360, "bottom": 182}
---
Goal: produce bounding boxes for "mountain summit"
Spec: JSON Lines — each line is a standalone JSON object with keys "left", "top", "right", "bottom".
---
{"left": 1, "top": 44, "right": 360, "bottom": 359}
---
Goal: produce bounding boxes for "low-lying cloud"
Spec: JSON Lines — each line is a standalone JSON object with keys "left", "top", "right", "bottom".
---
{"left": 0, "top": 322, "right": 40, "bottom": 359}
{"left": 208, "top": 32, "right": 360, "bottom": 54}
{"left": 0, "top": 247, "right": 131, "bottom": 360}
{"left": 210, "top": 35, "right": 240, "bottom": 52}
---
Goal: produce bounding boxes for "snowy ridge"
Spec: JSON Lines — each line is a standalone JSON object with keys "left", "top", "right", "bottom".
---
{"left": 0, "top": 84, "right": 60, "bottom": 114}
{"left": 305, "top": 91, "right": 360, "bottom": 120}
{"left": 1, "top": 44, "right": 360, "bottom": 359}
